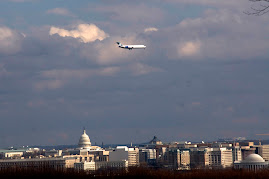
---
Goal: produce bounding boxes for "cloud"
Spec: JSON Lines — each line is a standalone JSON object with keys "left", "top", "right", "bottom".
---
{"left": 90, "top": 4, "right": 164, "bottom": 23}
{"left": 34, "top": 79, "right": 64, "bottom": 91}
{"left": 49, "top": 24, "right": 109, "bottom": 43}
{"left": 128, "top": 63, "right": 163, "bottom": 76}
{"left": 46, "top": 8, "right": 75, "bottom": 17}
{"left": 163, "top": 9, "right": 269, "bottom": 60}
{"left": 178, "top": 41, "right": 201, "bottom": 57}
{"left": 164, "top": 0, "right": 247, "bottom": 7}
{"left": 144, "top": 27, "right": 159, "bottom": 33}
{"left": 0, "top": 26, "right": 24, "bottom": 55}
{"left": 0, "top": 64, "right": 9, "bottom": 78}
{"left": 8, "top": 0, "right": 36, "bottom": 2}
{"left": 34, "top": 67, "right": 120, "bottom": 91}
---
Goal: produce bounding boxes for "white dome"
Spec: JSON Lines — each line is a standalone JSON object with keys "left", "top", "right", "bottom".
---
{"left": 244, "top": 154, "right": 265, "bottom": 163}
{"left": 78, "top": 130, "right": 91, "bottom": 148}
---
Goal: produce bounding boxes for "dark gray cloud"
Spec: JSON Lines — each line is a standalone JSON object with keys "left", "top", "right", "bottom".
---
{"left": 0, "top": 0, "right": 269, "bottom": 147}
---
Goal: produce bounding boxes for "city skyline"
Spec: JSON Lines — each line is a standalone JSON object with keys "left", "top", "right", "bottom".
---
{"left": 1, "top": 0, "right": 269, "bottom": 148}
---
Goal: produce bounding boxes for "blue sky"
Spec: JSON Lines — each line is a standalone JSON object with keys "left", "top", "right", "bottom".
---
{"left": 1, "top": 0, "right": 269, "bottom": 147}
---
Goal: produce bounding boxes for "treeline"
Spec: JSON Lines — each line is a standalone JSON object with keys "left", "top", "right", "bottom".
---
{"left": 1, "top": 167, "right": 269, "bottom": 179}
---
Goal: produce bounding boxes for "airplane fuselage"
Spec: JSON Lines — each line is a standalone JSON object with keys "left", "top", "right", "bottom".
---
{"left": 117, "top": 42, "right": 146, "bottom": 50}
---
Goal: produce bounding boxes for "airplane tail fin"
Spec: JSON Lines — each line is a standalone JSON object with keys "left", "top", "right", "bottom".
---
{"left": 116, "top": 42, "right": 122, "bottom": 46}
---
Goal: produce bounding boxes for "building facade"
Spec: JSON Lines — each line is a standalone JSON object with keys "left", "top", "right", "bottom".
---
{"left": 109, "top": 146, "right": 139, "bottom": 167}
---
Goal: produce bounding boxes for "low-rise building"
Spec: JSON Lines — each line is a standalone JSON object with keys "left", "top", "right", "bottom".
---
{"left": 139, "top": 148, "right": 156, "bottom": 165}
{"left": 96, "top": 160, "right": 128, "bottom": 170}
{"left": 45, "top": 150, "right": 62, "bottom": 157}
{"left": 190, "top": 148, "right": 233, "bottom": 169}
{"left": 74, "top": 161, "right": 95, "bottom": 171}
{"left": 257, "top": 144, "right": 269, "bottom": 161}
{"left": 0, "top": 157, "right": 79, "bottom": 170}
{"left": 234, "top": 154, "right": 269, "bottom": 171}
{"left": 163, "top": 148, "right": 190, "bottom": 170}
{"left": 109, "top": 146, "right": 139, "bottom": 167}
{"left": 0, "top": 150, "right": 24, "bottom": 159}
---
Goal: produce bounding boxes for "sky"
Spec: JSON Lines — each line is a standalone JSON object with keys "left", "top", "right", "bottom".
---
{"left": 1, "top": 0, "right": 269, "bottom": 148}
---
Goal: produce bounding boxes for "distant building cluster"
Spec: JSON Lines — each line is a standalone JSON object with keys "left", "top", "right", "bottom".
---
{"left": 1, "top": 131, "right": 269, "bottom": 171}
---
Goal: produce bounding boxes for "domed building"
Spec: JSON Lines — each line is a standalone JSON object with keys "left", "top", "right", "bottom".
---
{"left": 78, "top": 129, "right": 92, "bottom": 149}
{"left": 234, "top": 154, "right": 269, "bottom": 171}
{"left": 149, "top": 136, "right": 163, "bottom": 145}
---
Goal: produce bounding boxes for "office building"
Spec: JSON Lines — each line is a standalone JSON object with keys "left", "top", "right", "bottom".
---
{"left": 109, "top": 146, "right": 139, "bottom": 167}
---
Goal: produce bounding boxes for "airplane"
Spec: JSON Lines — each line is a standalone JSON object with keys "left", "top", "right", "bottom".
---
{"left": 116, "top": 42, "right": 146, "bottom": 50}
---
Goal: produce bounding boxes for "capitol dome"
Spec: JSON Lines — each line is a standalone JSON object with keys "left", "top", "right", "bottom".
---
{"left": 78, "top": 130, "right": 91, "bottom": 149}
{"left": 244, "top": 154, "right": 265, "bottom": 163}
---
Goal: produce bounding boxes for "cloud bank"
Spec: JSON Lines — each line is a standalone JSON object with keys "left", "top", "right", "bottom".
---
{"left": 49, "top": 24, "right": 109, "bottom": 43}
{"left": 0, "top": 26, "right": 24, "bottom": 55}
{"left": 46, "top": 8, "right": 75, "bottom": 17}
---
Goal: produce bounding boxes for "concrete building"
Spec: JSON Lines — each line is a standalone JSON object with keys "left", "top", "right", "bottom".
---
{"left": 87, "top": 150, "right": 109, "bottom": 162}
{"left": 45, "top": 150, "right": 62, "bottom": 157}
{"left": 0, "top": 157, "right": 80, "bottom": 170}
{"left": 234, "top": 154, "right": 269, "bottom": 171}
{"left": 241, "top": 147, "right": 256, "bottom": 160}
{"left": 190, "top": 148, "right": 233, "bottom": 169}
{"left": 232, "top": 146, "right": 242, "bottom": 162}
{"left": 96, "top": 160, "right": 128, "bottom": 170}
{"left": 109, "top": 146, "right": 139, "bottom": 167}
{"left": 139, "top": 149, "right": 156, "bottom": 165}
{"left": 163, "top": 148, "right": 190, "bottom": 170}
{"left": 190, "top": 149, "right": 206, "bottom": 169}
{"left": 0, "top": 150, "right": 24, "bottom": 159}
{"left": 205, "top": 148, "right": 233, "bottom": 169}
{"left": 74, "top": 161, "right": 95, "bottom": 171}
{"left": 257, "top": 144, "right": 269, "bottom": 161}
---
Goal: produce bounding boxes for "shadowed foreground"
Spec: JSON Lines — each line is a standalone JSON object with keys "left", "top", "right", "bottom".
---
{"left": 1, "top": 167, "right": 269, "bottom": 179}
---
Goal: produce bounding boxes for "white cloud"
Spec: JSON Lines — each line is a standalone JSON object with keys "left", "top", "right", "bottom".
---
{"left": 144, "top": 27, "right": 158, "bottom": 33}
{"left": 46, "top": 8, "right": 75, "bottom": 17}
{"left": 49, "top": 24, "right": 109, "bottom": 43}
{"left": 178, "top": 41, "right": 201, "bottom": 57}
{"left": 0, "top": 26, "right": 24, "bottom": 55}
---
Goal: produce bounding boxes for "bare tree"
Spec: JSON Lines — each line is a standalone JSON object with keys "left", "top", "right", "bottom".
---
{"left": 245, "top": 0, "right": 269, "bottom": 15}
